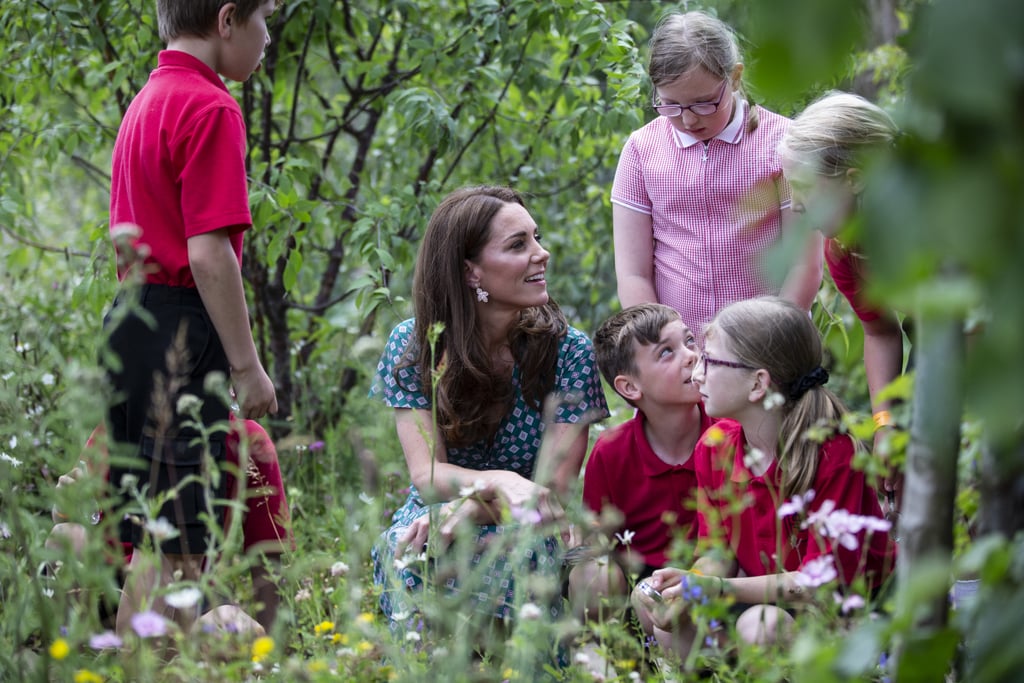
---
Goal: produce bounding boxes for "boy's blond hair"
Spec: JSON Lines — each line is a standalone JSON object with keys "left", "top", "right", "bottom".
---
{"left": 593, "top": 303, "right": 682, "bottom": 404}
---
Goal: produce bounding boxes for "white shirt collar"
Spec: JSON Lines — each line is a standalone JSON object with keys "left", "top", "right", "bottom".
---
{"left": 671, "top": 94, "right": 747, "bottom": 148}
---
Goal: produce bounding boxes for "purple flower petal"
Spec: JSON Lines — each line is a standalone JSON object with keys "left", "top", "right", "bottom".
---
{"left": 130, "top": 610, "right": 168, "bottom": 638}
{"left": 89, "top": 630, "right": 124, "bottom": 649}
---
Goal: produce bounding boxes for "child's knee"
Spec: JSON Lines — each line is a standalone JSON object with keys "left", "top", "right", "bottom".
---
{"left": 568, "top": 558, "right": 626, "bottom": 621}
{"left": 736, "top": 605, "right": 793, "bottom": 645}
{"left": 47, "top": 523, "right": 88, "bottom": 554}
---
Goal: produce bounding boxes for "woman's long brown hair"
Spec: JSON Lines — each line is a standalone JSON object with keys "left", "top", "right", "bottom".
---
{"left": 397, "top": 186, "right": 566, "bottom": 448}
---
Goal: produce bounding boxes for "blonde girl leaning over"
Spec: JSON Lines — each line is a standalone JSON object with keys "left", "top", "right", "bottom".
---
{"left": 632, "top": 296, "right": 894, "bottom": 661}
{"left": 612, "top": 11, "right": 822, "bottom": 338}
{"left": 778, "top": 91, "right": 905, "bottom": 503}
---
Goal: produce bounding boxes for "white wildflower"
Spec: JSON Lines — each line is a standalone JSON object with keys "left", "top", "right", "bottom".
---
{"left": 358, "top": 492, "right": 375, "bottom": 505}
{"left": 41, "top": 373, "right": 55, "bottom": 386}
{"left": 8, "top": 436, "right": 16, "bottom": 450}
{"left": 176, "top": 394, "right": 202, "bottom": 415}
{"left": 144, "top": 517, "right": 179, "bottom": 542}
{"left": 795, "top": 555, "right": 838, "bottom": 588}
{"left": 615, "top": 529, "right": 636, "bottom": 546}
{"left": 394, "top": 552, "right": 427, "bottom": 571}
{"left": 164, "top": 587, "right": 202, "bottom": 609}
{"left": 110, "top": 223, "right": 141, "bottom": 241}
{"left": 777, "top": 490, "right": 815, "bottom": 518}
{"left": 405, "top": 631, "right": 421, "bottom": 643}
{"left": 458, "top": 479, "right": 487, "bottom": 497}
{"left": 763, "top": 391, "right": 786, "bottom": 411}
{"left": 519, "top": 602, "right": 543, "bottom": 620}
{"left": 1, "top": 453, "right": 22, "bottom": 468}
{"left": 743, "top": 447, "right": 769, "bottom": 472}
{"left": 833, "top": 591, "right": 866, "bottom": 614}
{"left": 803, "top": 501, "right": 892, "bottom": 551}
{"left": 330, "top": 561, "right": 350, "bottom": 577}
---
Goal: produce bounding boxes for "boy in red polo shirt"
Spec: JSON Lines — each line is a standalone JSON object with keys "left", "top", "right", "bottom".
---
{"left": 103, "top": 0, "right": 278, "bottom": 636}
{"left": 568, "top": 303, "right": 714, "bottom": 634}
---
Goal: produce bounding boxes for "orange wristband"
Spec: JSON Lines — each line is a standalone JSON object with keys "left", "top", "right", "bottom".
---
{"left": 873, "top": 410, "right": 893, "bottom": 430}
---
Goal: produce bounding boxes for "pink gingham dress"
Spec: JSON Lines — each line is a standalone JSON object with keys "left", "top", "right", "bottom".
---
{"left": 611, "top": 99, "right": 792, "bottom": 335}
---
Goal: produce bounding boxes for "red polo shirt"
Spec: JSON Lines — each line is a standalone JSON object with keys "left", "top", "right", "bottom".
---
{"left": 583, "top": 407, "right": 714, "bottom": 567}
{"left": 110, "top": 50, "right": 251, "bottom": 286}
{"left": 694, "top": 419, "right": 893, "bottom": 588}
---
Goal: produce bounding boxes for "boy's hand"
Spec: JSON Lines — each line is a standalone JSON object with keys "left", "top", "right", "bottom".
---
{"left": 231, "top": 364, "right": 278, "bottom": 419}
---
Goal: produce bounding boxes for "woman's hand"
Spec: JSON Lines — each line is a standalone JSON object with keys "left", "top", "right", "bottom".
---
{"left": 395, "top": 498, "right": 494, "bottom": 558}
{"left": 491, "top": 470, "right": 566, "bottom": 526}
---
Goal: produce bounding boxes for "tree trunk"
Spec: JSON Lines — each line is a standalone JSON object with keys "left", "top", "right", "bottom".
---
{"left": 853, "top": 0, "right": 901, "bottom": 98}
{"left": 894, "top": 312, "right": 964, "bottom": 676}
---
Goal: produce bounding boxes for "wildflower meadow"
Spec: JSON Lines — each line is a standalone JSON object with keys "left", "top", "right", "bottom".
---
{"left": 4, "top": 0, "right": 1024, "bottom": 681}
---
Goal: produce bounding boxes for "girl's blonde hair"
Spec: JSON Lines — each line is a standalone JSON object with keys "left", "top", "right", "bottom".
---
{"left": 705, "top": 296, "right": 853, "bottom": 499}
{"left": 648, "top": 11, "right": 759, "bottom": 132}
{"left": 778, "top": 91, "right": 898, "bottom": 178}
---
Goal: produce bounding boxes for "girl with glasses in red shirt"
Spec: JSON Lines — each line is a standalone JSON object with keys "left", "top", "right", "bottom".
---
{"left": 632, "top": 296, "right": 894, "bottom": 662}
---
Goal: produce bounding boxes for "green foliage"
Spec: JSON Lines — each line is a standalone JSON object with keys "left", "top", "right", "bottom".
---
{"left": 3, "top": 0, "right": 1024, "bottom": 680}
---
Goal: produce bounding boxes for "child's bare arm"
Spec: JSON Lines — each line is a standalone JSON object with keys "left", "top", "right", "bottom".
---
{"left": 188, "top": 229, "right": 278, "bottom": 418}
{"left": 778, "top": 215, "right": 824, "bottom": 311}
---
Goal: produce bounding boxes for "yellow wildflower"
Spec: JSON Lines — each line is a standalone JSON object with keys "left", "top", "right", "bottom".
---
{"left": 74, "top": 671, "right": 104, "bottom": 683}
{"left": 314, "top": 620, "right": 335, "bottom": 636}
{"left": 251, "top": 636, "right": 275, "bottom": 662}
{"left": 49, "top": 638, "right": 70, "bottom": 661}
{"left": 356, "top": 640, "right": 373, "bottom": 655}
{"left": 356, "top": 612, "right": 374, "bottom": 625}
{"left": 702, "top": 425, "right": 726, "bottom": 446}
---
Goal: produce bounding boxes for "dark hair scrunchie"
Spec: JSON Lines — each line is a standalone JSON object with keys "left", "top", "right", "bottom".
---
{"left": 786, "top": 366, "right": 829, "bottom": 401}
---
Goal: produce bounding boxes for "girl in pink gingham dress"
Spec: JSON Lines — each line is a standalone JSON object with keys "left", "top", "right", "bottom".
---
{"left": 612, "top": 10, "right": 822, "bottom": 338}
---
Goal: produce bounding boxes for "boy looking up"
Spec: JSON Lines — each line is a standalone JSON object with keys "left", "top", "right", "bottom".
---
{"left": 103, "top": 0, "right": 278, "bottom": 637}
{"left": 569, "top": 304, "right": 713, "bottom": 633}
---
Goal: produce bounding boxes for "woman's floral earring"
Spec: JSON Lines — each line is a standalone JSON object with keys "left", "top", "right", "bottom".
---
{"left": 476, "top": 286, "right": 489, "bottom": 303}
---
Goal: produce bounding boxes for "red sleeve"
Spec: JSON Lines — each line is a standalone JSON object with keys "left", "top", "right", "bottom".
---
{"left": 582, "top": 437, "right": 614, "bottom": 515}
{"left": 825, "top": 239, "right": 882, "bottom": 323}
{"left": 178, "top": 107, "right": 252, "bottom": 238}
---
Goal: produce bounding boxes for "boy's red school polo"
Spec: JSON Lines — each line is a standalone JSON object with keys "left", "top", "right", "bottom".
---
{"left": 694, "top": 419, "right": 893, "bottom": 588}
{"left": 583, "top": 407, "right": 714, "bottom": 567}
{"left": 110, "top": 50, "right": 252, "bottom": 287}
